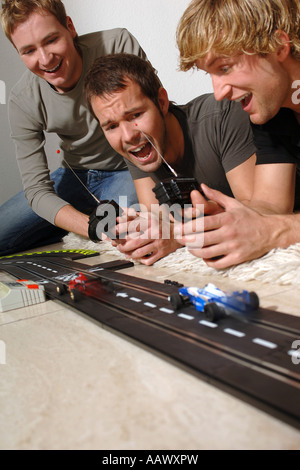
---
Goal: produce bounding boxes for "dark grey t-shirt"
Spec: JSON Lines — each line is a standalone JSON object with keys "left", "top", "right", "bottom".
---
{"left": 127, "top": 94, "right": 256, "bottom": 197}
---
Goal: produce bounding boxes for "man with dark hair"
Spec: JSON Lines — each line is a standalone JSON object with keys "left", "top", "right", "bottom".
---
{"left": 0, "top": 0, "right": 146, "bottom": 255}
{"left": 83, "top": 53, "right": 257, "bottom": 265}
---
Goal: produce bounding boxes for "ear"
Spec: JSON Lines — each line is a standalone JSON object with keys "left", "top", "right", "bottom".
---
{"left": 66, "top": 16, "right": 77, "bottom": 39}
{"left": 275, "top": 30, "right": 291, "bottom": 62}
{"left": 158, "top": 87, "right": 169, "bottom": 116}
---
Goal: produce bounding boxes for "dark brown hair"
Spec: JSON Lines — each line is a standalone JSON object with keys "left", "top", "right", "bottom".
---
{"left": 84, "top": 53, "right": 162, "bottom": 112}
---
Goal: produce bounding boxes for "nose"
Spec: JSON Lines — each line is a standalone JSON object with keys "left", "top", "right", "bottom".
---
{"left": 122, "top": 121, "right": 140, "bottom": 144}
{"left": 38, "top": 47, "right": 52, "bottom": 67}
{"left": 211, "top": 75, "right": 232, "bottom": 101}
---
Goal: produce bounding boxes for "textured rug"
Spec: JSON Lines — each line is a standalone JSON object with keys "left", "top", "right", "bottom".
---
{"left": 63, "top": 232, "right": 300, "bottom": 286}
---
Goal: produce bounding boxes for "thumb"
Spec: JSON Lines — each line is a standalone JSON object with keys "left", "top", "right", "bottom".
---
{"left": 201, "top": 184, "right": 236, "bottom": 210}
{"left": 190, "top": 189, "right": 207, "bottom": 205}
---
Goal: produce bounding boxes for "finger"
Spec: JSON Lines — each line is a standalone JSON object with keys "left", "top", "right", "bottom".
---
{"left": 125, "top": 243, "right": 156, "bottom": 261}
{"left": 203, "top": 252, "right": 243, "bottom": 269}
{"left": 190, "top": 189, "right": 224, "bottom": 215}
{"left": 138, "top": 251, "right": 161, "bottom": 266}
{"left": 174, "top": 216, "right": 205, "bottom": 237}
{"left": 190, "top": 189, "right": 207, "bottom": 205}
{"left": 117, "top": 221, "right": 144, "bottom": 237}
{"left": 203, "top": 213, "right": 229, "bottom": 232}
{"left": 188, "top": 242, "right": 228, "bottom": 260}
{"left": 177, "top": 233, "right": 204, "bottom": 249}
{"left": 111, "top": 238, "right": 127, "bottom": 247}
{"left": 115, "top": 220, "right": 130, "bottom": 237}
{"left": 182, "top": 205, "right": 202, "bottom": 220}
{"left": 119, "top": 207, "right": 139, "bottom": 218}
{"left": 201, "top": 184, "right": 237, "bottom": 210}
{"left": 101, "top": 233, "right": 110, "bottom": 241}
{"left": 116, "top": 236, "right": 151, "bottom": 253}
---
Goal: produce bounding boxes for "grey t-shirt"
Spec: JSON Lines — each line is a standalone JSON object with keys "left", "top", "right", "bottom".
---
{"left": 127, "top": 94, "right": 256, "bottom": 196}
{"left": 8, "top": 28, "right": 146, "bottom": 224}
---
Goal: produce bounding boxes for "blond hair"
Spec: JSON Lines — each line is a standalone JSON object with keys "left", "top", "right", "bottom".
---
{"left": 177, "top": 0, "right": 300, "bottom": 71}
{"left": 1, "top": 0, "right": 68, "bottom": 43}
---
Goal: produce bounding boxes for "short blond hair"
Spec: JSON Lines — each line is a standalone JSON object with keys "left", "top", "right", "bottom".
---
{"left": 1, "top": 0, "right": 68, "bottom": 43}
{"left": 177, "top": 0, "right": 300, "bottom": 71}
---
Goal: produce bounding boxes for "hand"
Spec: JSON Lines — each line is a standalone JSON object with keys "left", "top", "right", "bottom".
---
{"left": 111, "top": 209, "right": 180, "bottom": 265}
{"left": 175, "top": 184, "right": 275, "bottom": 269}
{"left": 174, "top": 188, "right": 224, "bottom": 250}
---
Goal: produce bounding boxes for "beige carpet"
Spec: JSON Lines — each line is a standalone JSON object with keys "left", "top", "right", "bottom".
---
{"left": 63, "top": 232, "right": 300, "bottom": 286}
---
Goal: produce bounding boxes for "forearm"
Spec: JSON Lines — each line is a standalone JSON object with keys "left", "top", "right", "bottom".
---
{"left": 242, "top": 163, "right": 296, "bottom": 215}
{"left": 266, "top": 212, "right": 300, "bottom": 249}
{"left": 54, "top": 205, "right": 89, "bottom": 238}
{"left": 241, "top": 198, "right": 289, "bottom": 215}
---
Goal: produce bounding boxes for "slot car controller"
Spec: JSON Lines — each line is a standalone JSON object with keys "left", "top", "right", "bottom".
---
{"left": 152, "top": 176, "right": 204, "bottom": 221}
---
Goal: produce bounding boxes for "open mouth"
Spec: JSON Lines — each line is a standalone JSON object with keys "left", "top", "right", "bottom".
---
{"left": 235, "top": 92, "right": 252, "bottom": 110}
{"left": 43, "top": 60, "right": 63, "bottom": 74}
{"left": 129, "top": 142, "right": 153, "bottom": 162}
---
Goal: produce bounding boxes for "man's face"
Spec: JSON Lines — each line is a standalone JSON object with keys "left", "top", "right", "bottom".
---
{"left": 11, "top": 10, "right": 82, "bottom": 93}
{"left": 196, "top": 52, "right": 292, "bottom": 124}
{"left": 91, "top": 79, "right": 169, "bottom": 172}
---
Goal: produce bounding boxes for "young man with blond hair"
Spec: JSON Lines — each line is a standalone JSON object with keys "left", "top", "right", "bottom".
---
{"left": 0, "top": 0, "right": 146, "bottom": 255}
{"left": 176, "top": 0, "right": 300, "bottom": 269}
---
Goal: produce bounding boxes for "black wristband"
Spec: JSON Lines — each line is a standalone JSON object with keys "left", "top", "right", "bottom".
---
{"left": 88, "top": 208, "right": 101, "bottom": 242}
{"left": 88, "top": 200, "right": 123, "bottom": 242}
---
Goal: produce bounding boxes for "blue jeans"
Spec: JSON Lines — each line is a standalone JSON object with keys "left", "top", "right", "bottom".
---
{"left": 0, "top": 168, "right": 138, "bottom": 256}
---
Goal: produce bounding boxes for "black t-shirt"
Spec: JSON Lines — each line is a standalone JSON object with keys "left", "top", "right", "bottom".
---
{"left": 252, "top": 108, "right": 300, "bottom": 166}
{"left": 252, "top": 108, "right": 300, "bottom": 209}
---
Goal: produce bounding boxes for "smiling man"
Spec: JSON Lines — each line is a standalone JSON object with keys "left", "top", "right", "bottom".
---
{"left": 83, "top": 53, "right": 257, "bottom": 264}
{"left": 176, "top": 0, "right": 300, "bottom": 268}
{"left": 10, "top": 9, "right": 82, "bottom": 92}
{"left": 0, "top": 0, "right": 146, "bottom": 256}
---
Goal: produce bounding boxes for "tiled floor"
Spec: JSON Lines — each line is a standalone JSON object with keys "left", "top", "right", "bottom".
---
{"left": 0, "top": 243, "right": 300, "bottom": 450}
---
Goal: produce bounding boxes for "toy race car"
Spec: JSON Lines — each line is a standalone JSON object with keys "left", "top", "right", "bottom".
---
{"left": 169, "top": 283, "right": 259, "bottom": 322}
{"left": 56, "top": 272, "right": 114, "bottom": 302}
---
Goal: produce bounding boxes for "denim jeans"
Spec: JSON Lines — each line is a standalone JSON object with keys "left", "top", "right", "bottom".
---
{"left": 0, "top": 167, "right": 138, "bottom": 256}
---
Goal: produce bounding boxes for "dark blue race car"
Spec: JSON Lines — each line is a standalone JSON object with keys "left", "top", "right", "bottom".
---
{"left": 169, "top": 283, "right": 259, "bottom": 322}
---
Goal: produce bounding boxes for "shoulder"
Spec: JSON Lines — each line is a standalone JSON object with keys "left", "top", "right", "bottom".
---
{"left": 9, "top": 70, "right": 42, "bottom": 110}
{"left": 79, "top": 29, "right": 145, "bottom": 66}
{"left": 10, "top": 69, "right": 39, "bottom": 94}
{"left": 252, "top": 108, "right": 297, "bottom": 134}
{"left": 79, "top": 28, "right": 140, "bottom": 54}
{"left": 180, "top": 94, "right": 246, "bottom": 123}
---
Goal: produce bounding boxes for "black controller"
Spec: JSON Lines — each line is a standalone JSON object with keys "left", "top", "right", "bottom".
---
{"left": 88, "top": 200, "right": 123, "bottom": 242}
{"left": 152, "top": 176, "right": 202, "bottom": 207}
{"left": 152, "top": 176, "right": 204, "bottom": 220}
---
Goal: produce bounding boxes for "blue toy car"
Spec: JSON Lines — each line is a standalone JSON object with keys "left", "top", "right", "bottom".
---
{"left": 169, "top": 283, "right": 259, "bottom": 321}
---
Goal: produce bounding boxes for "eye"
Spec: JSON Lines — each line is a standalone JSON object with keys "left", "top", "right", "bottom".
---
{"left": 22, "top": 48, "right": 35, "bottom": 56}
{"left": 220, "top": 65, "right": 230, "bottom": 73}
{"left": 46, "top": 36, "right": 58, "bottom": 45}
{"left": 105, "top": 123, "right": 118, "bottom": 132}
{"left": 129, "top": 112, "right": 142, "bottom": 121}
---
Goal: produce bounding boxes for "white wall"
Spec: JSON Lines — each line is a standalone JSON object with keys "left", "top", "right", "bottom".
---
{"left": 63, "top": 0, "right": 212, "bottom": 103}
{"left": 0, "top": 26, "right": 26, "bottom": 204}
{"left": 0, "top": 0, "right": 212, "bottom": 205}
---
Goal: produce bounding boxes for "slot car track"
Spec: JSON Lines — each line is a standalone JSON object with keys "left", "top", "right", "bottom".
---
{"left": 1, "top": 250, "right": 300, "bottom": 430}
